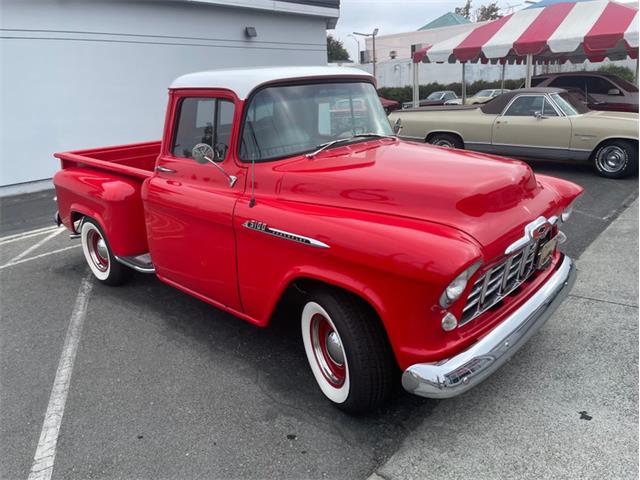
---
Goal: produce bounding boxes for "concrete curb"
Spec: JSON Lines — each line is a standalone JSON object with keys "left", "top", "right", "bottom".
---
{"left": 369, "top": 200, "right": 639, "bottom": 480}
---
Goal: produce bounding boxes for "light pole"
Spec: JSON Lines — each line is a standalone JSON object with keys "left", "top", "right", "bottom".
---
{"left": 347, "top": 34, "right": 360, "bottom": 64}
{"left": 353, "top": 28, "right": 379, "bottom": 78}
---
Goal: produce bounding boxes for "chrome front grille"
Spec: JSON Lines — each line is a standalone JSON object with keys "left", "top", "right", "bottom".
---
{"left": 461, "top": 240, "right": 540, "bottom": 325}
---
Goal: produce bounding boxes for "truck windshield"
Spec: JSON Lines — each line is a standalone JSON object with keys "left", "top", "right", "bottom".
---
{"left": 240, "top": 81, "right": 393, "bottom": 162}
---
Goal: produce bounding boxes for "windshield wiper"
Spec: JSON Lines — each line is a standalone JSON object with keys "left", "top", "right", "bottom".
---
{"left": 305, "top": 133, "right": 396, "bottom": 159}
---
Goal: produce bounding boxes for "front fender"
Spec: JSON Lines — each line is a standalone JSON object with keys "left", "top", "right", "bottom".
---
{"left": 234, "top": 197, "right": 483, "bottom": 370}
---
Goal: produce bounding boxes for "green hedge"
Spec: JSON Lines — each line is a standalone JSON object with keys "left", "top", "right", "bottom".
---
{"left": 378, "top": 79, "right": 524, "bottom": 104}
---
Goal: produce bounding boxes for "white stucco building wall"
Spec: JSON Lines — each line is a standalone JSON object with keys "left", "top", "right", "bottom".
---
{"left": 0, "top": 0, "right": 338, "bottom": 190}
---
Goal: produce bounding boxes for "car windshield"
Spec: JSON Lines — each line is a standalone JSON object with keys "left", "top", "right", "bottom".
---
{"left": 476, "top": 90, "right": 494, "bottom": 97}
{"left": 427, "top": 92, "right": 444, "bottom": 100}
{"left": 612, "top": 76, "right": 639, "bottom": 92}
{"left": 240, "top": 82, "right": 393, "bottom": 162}
{"left": 551, "top": 92, "right": 589, "bottom": 116}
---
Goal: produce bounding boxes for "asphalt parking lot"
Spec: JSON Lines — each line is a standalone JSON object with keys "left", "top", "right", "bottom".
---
{"left": 1, "top": 161, "right": 638, "bottom": 480}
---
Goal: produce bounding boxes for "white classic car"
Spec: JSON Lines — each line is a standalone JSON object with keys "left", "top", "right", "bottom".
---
{"left": 390, "top": 88, "right": 639, "bottom": 178}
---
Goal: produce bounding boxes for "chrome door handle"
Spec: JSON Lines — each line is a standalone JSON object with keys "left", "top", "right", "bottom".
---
{"left": 156, "top": 165, "right": 176, "bottom": 173}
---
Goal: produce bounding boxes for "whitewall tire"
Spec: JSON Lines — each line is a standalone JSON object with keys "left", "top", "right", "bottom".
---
{"left": 80, "top": 219, "right": 130, "bottom": 286}
{"left": 301, "top": 301, "right": 350, "bottom": 404}
{"left": 300, "top": 290, "right": 395, "bottom": 413}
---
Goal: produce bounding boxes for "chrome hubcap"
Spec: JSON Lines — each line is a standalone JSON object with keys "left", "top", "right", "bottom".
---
{"left": 597, "top": 145, "right": 627, "bottom": 173}
{"left": 310, "top": 313, "right": 346, "bottom": 387}
{"left": 325, "top": 331, "right": 345, "bottom": 366}
{"left": 435, "top": 140, "right": 453, "bottom": 148}
{"left": 96, "top": 238, "right": 108, "bottom": 259}
{"left": 87, "top": 229, "right": 109, "bottom": 272}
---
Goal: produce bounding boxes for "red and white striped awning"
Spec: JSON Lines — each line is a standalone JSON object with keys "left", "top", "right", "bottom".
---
{"left": 418, "top": 0, "right": 638, "bottom": 64}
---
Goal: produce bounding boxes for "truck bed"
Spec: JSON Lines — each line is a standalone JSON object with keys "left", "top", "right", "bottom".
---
{"left": 54, "top": 141, "right": 160, "bottom": 179}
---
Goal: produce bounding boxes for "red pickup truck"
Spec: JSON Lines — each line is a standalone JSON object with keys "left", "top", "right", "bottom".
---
{"left": 54, "top": 67, "right": 582, "bottom": 413}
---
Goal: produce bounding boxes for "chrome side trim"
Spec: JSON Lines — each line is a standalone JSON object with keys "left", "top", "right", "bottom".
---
{"left": 115, "top": 253, "right": 155, "bottom": 273}
{"left": 402, "top": 254, "right": 575, "bottom": 399}
{"left": 242, "top": 220, "right": 329, "bottom": 249}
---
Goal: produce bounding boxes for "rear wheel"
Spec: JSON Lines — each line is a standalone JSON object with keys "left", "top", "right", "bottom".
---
{"left": 592, "top": 140, "right": 637, "bottom": 179}
{"left": 80, "top": 219, "right": 130, "bottom": 285}
{"left": 301, "top": 290, "right": 395, "bottom": 414}
{"left": 427, "top": 133, "right": 464, "bottom": 149}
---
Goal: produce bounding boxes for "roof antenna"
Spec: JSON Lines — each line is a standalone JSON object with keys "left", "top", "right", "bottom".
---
{"left": 246, "top": 119, "right": 260, "bottom": 208}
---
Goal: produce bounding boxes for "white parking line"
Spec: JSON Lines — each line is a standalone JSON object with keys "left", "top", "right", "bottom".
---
{"left": 0, "top": 225, "right": 59, "bottom": 244}
{"left": 0, "top": 245, "right": 81, "bottom": 271}
{"left": 3, "top": 228, "right": 64, "bottom": 265}
{"left": 27, "top": 275, "right": 93, "bottom": 480}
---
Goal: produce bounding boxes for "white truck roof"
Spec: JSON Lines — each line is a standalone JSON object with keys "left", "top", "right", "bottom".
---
{"left": 170, "top": 66, "right": 374, "bottom": 99}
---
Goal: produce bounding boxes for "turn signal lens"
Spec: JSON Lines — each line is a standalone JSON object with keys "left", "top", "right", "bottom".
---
{"left": 439, "top": 261, "right": 481, "bottom": 308}
{"left": 441, "top": 312, "right": 458, "bottom": 331}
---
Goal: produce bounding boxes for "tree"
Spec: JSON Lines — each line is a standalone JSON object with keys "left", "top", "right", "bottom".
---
{"left": 476, "top": 2, "right": 502, "bottom": 21}
{"left": 455, "top": 0, "right": 472, "bottom": 19}
{"left": 597, "top": 64, "right": 636, "bottom": 83}
{"left": 327, "top": 35, "right": 350, "bottom": 62}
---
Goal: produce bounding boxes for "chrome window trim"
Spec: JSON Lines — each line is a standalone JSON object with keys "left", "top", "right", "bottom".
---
{"left": 500, "top": 93, "right": 564, "bottom": 118}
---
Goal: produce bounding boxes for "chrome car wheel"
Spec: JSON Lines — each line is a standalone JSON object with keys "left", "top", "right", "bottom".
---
{"left": 433, "top": 139, "right": 454, "bottom": 148}
{"left": 81, "top": 221, "right": 111, "bottom": 280}
{"left": 595, "top": 145, "right": 628, "bottom": 174}
{"left": 301, "top": 301, "right": 350, "bottom": 404}
{"left": 80, "top": 219, "right": 130, "bottom": 285}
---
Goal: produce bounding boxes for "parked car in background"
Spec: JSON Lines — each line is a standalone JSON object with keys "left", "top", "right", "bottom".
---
{"left": 530, "top": 72, "right": 638, "bottom": 112}
{"left": 390, "top": 87, "right": 639, "bottom": 178}
{"left": 566, "top": 87, "right": 638, "bottom": 113}
{"left": 446, "top": 89, "right": 511, "bottom": 105}
{"left": 379, "top": 96, "right": 400, "bottom": 114}
{"left": 402, "top": 90, "right": 458, "bottom": 109}
{"left": 53, "top": 67, "right": 582, "bottom": 413}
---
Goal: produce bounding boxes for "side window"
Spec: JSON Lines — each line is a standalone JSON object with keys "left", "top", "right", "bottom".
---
{"left": 173, "top": 98, "right": 215, "bottom": 158}
{"left": 444, "top": 92, "right": 455, "bottom": 101}
{"left": 549, "top": 76, "right": 584, "bottom": 90}
{"left": 585, "top": 76, "right": 618, "bottom": 95}
{"left": 215, "top": 100, "right": 234, "bottom": 161}
{"left": 530, "top": 77, "right": 547, "bottom": 87}
{"left": 542, "top": 98, "right": 558, "bottom": 117}
{"left": 172, "top": 97, "right": 235, "bottom": 161}
{"left": 503, "top": 96, "right": 544, "bottom": 116}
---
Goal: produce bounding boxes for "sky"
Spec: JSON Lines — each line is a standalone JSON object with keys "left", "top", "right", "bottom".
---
{"left": 330, "top": 0, "right": 518, "bottom": 61}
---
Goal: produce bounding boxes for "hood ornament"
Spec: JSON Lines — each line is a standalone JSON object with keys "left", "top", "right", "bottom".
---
{"left": 505, "top": 216, "right": 552, "bottom": 255}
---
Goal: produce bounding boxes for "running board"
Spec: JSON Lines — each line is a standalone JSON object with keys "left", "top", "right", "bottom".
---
{"left": 115, "top": 253, "right": 155, "bottom": 274}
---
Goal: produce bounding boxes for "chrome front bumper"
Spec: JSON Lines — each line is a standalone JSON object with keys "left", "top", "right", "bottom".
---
{"left": 402, "top": 254, "right": 576, "bottom": 399}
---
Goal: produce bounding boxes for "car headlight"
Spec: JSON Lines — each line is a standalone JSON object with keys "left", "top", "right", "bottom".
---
{"left": 439, "top": 261, "right": 481, "bottom": 308}
{"left": 561, "top": 201, "right": 575, "bottom": 223}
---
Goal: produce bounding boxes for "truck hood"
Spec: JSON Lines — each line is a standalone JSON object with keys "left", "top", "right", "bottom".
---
{"left": 275, "top": 140, "right": 565, "bottom": 260}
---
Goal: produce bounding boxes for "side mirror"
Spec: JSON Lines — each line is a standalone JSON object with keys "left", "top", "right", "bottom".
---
{"left": 192, "top": 142, "right": 215, "bottom": 164}
{"left": 191, "top": 143, "right": 237, "bottom": 187}
{"left": 393, "top": 117, "right": 402, "bottom": 135}
{"left": 534, "top": 111, "right": 546, "bottom": 119}
{"left": 607, "top": 88, "right": 621, "bottom": 96}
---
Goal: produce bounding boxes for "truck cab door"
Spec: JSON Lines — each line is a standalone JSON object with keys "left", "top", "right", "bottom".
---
{"left": 491, "top": 94, "right": 571, "bottom": 159}
{"left": 142, "top": 93, "right": 245, "bottom": 311}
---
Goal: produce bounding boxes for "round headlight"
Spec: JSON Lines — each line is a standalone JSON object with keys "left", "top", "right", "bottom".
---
{"left": 439, "top": 261, "right": 481, "bottom": 308}
{"left": 445, "top": 276, "right": 468, "bottom": 302}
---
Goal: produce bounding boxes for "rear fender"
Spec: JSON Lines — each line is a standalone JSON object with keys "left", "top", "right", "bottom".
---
{"left": 53, "top": 168, "right": 148, "bottom": 256}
